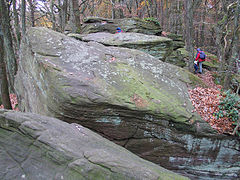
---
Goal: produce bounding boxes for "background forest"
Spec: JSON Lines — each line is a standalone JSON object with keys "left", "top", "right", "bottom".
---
{"left": 0, "top": 0, "right": 239, "bottom": 135}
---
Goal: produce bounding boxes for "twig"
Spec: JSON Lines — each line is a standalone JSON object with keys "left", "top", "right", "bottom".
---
{"left": 232, "top": 119, "right": 240, "bottom": 136}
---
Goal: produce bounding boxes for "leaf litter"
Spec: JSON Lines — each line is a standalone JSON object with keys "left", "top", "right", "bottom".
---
{"left": 188, "top": 71, "right": 233, "bottom": 134}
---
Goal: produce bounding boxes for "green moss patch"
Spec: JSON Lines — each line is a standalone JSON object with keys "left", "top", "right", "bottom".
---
{"left": 179, "top": 69, "right": 207, "bottom": 88}
{"left": 178, "top": 48, "right": 188, "bottom": 58}
{"left": 203, "top": 61, "right": 218, "bottom": 69}
{"left": 108, "top": 63, "right": 191, "bottom": 123}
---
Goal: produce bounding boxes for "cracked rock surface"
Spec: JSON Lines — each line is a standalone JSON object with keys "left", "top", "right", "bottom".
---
{"left": 16, "top": 27, "right": 198, "bottom": 125}
{"left": 68, "top": 32, "right": 174, "bottom": 62}
{"left": 78, "top": 17, "right": 186, "bottom": 67}
{"left": 80, "top": 17, "right": 162, "bottom": 35}
{"left": 0, "top": 110, "right": 188, "bottom": 180}
{"left": 14, "top": 27, "right": 240, "bottom": 179}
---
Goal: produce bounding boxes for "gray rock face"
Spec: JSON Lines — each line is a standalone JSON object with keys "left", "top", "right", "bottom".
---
{"left": 15, "top": 27, "right": 198, "bottom": 125}
{"left": 122, "top": 125, "right": 240, "bottom": 180}
{"left": 69, "top": 32, "right": 173, "bottom": 61}
{"left": 80, "top": 17, "right": 162, "bottom": 35}
{"left": 0, "top": 110, "right": 188, "bottom": 180}
{"left": 79, "top": 17, "right": 186, "bottom": 67}
{"left": 15, "top": 27, "right": 240, "bottom": 179}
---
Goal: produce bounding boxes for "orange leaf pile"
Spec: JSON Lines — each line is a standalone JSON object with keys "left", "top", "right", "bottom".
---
{"left": 189, "top": 71, "right": 233, "bottom": 134}
{"left": 197, "top": 71, "right": 222, "bottom": 89}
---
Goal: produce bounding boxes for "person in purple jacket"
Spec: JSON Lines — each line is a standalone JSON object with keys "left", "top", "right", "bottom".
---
{"left": 195, "top": 48, "right": 206, "bottom": 74}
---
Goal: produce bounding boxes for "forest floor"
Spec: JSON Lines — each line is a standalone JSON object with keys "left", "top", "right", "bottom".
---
{"left": 0, "top": 70, "right": 234, "bottom": 135}
{"left": 188, "top": 71, "right": 234, "bottom": 134}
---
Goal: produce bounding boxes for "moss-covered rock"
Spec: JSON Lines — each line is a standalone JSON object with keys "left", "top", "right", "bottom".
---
{"left": 0, "top": 110, "right": 189, "bottom": 180}
{"left": 16, "top": 27, "right": 199, "bottom": 125}
{"left": 202, "top": 52, "right": 220, "bottom": 71}
{"left": 69, "top": 32, "right": 173, "bottom": 61}
{"left": 165, "top": 49, "right": 187, "bottom": 67}
{"left": 203, "top": 61, "right": 219, "bottom": 71}
{"left": 81, "top": 17, "right": 162, "bottom": 35}
{"left": 178, "top": 48, "right": 189, "bottom": 58}
{"left": 70, "top": 32, "right": 186, "bottom": 67}
{"left": 15, "top": 27, "right": 240, "bottom": 179}
{"left": 79, "top": 17, "right": 187, "bottom": 68}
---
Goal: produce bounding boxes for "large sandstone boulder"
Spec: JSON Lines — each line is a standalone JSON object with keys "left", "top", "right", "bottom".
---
{"left": 68, "top": 32, "right": 173, "bottom": 61}
{"left": 16, "top": 27, "right": 201, "bottom": 129}
{"left": 80, "top": 17, "right": 162, "bottom": 35}
{"left": 0, "top": 110, "right": 188, "bottom": 180}
{"left": 15, "top": 27, "right": 240, "bottom": 179}
{"left": 79, "top": 17, "right": 186, "bottom": 67}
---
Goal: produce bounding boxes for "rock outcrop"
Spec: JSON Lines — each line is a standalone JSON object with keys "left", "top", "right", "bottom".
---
{"left": 79, "top": 17, "right": 186, "bottom": 67}
{"left": 15, "top": 27, "right": 240, "bottom": 179}
{"left": 80, "top": 17, "right": 162, "bottom": 35}
{"left": 69, "top": 32, "right": 174, "bottom": 62}
{"left": 16, "top": 27, "right": 199, "bottom": 126}
{"left": 0, "top": 110, "right": 188, "bottom": 180}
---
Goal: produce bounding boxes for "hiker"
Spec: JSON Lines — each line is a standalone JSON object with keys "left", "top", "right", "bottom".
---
{"left": 194, "top": 60, "right": 198, "bottom": 74}
{"left": 116, "top": 27, "right": 122, "bottom": 33}
{"left": 195, "top": 48, "right": 206, "bottom": 74}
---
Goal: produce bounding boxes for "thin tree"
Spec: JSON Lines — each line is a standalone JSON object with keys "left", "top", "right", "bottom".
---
{"left": 0, "top": 0, "right": 18, "bottom": 89}
{"left": 215, "top": 0, "right": 228, "bottom": 72}
{"left": 21, "top": 0, "right": 26, "bottom": 36}
{"left": 28, "top": 0, "right": 35, "bottom": 27}
{"left": 184, "top": 0, "right": 194, "bottom": 72}
{"left": 165, "top": 0, "right": 169, "bottom": 31}
{"left": 51, "top": 0, "right": 56, "bottom": 30}
{"left": 13, "top": 0, "right": 21, "bottom": 49}
{"left": 160, "top": 0, "right": 164, "bottom": 27}
{"left": 200, "top": 0, "right": 207, "bottom": 47}
{"left": 57, "top": 0, "right": 68, "bottom": 32}
{"left": 111, "top": 0, "right": 116, "bottom": 19}
{"left": 223, "top": 1, "right": 240, "bottom": 90}
{"left": 0, "top": 24, "right": 12, "bottom": 109}
{"left": 69, "top": 0, "right": 81, "bottom": 33}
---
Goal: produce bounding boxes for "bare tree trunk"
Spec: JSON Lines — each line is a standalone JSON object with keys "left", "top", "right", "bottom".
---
{"left": 21, "top": 0, "right": 26, "bottom": 36}
{"left": 69, "top": 0, "right": 81, "bottom": 33}
{"left": 58, "top": 0, "right": 68, "bottom": 32}
{"left": 0, "top": 35, "right": 12, "bottom": 109}
{"left": 160, "top": 0, "right": 164, "bottom": 27}
{"left": 152, "top": 0, "right": 157, "bottom": 17}
{"left": 126, "top": 0, "right": 133, "bottom": 15}
{"left": 216, "top": 0, "right": 228, "bottom": 72}
{"left": 28, "top": 0, "right": 35, "bottom": 27}
{"left": 177, "top": 0, "right": 183, "bottom": 34}
{"left": 184, "top": 0, "right": 194, "bottom": 72}
{"left": 171, "top": 1, "right": 179, "bottom": 34}
{"left": 200, "top": 0, "right": 207, "bottom": 47}
{"left": 0, "top": 0, "right": 18, "bottom": 89}
{"left": 91, "top": 0, "right": 94, "bottom": 16}
{"left": 223, "top": 1, "right": 240, "bottom": 90}
{"left": 63, "top": 0, "right": 68, "bottom": 28}
{"left": 13, "top": 0, "right": 21, "bottom": 49}
{"left": 195, "top": 26, "right": 199, "bottom": 47}
{"left": 145, "top": 0, "right": 152, "bottom": 17}
{"left": 51, "top": 0, "right": 56, "bottom": 30}
{"left": 111, "top": 0, "right": 116, "bottom": 19}
{"left": 165, "top": 0, "right": 169, "bottom": 31}
{"left": 135, "top": 0, "right": 140, "bottom": 17}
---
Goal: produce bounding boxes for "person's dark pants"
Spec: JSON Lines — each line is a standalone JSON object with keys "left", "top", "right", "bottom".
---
{"left": 194, "top": 64, "right": 198, "bottom": 74}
